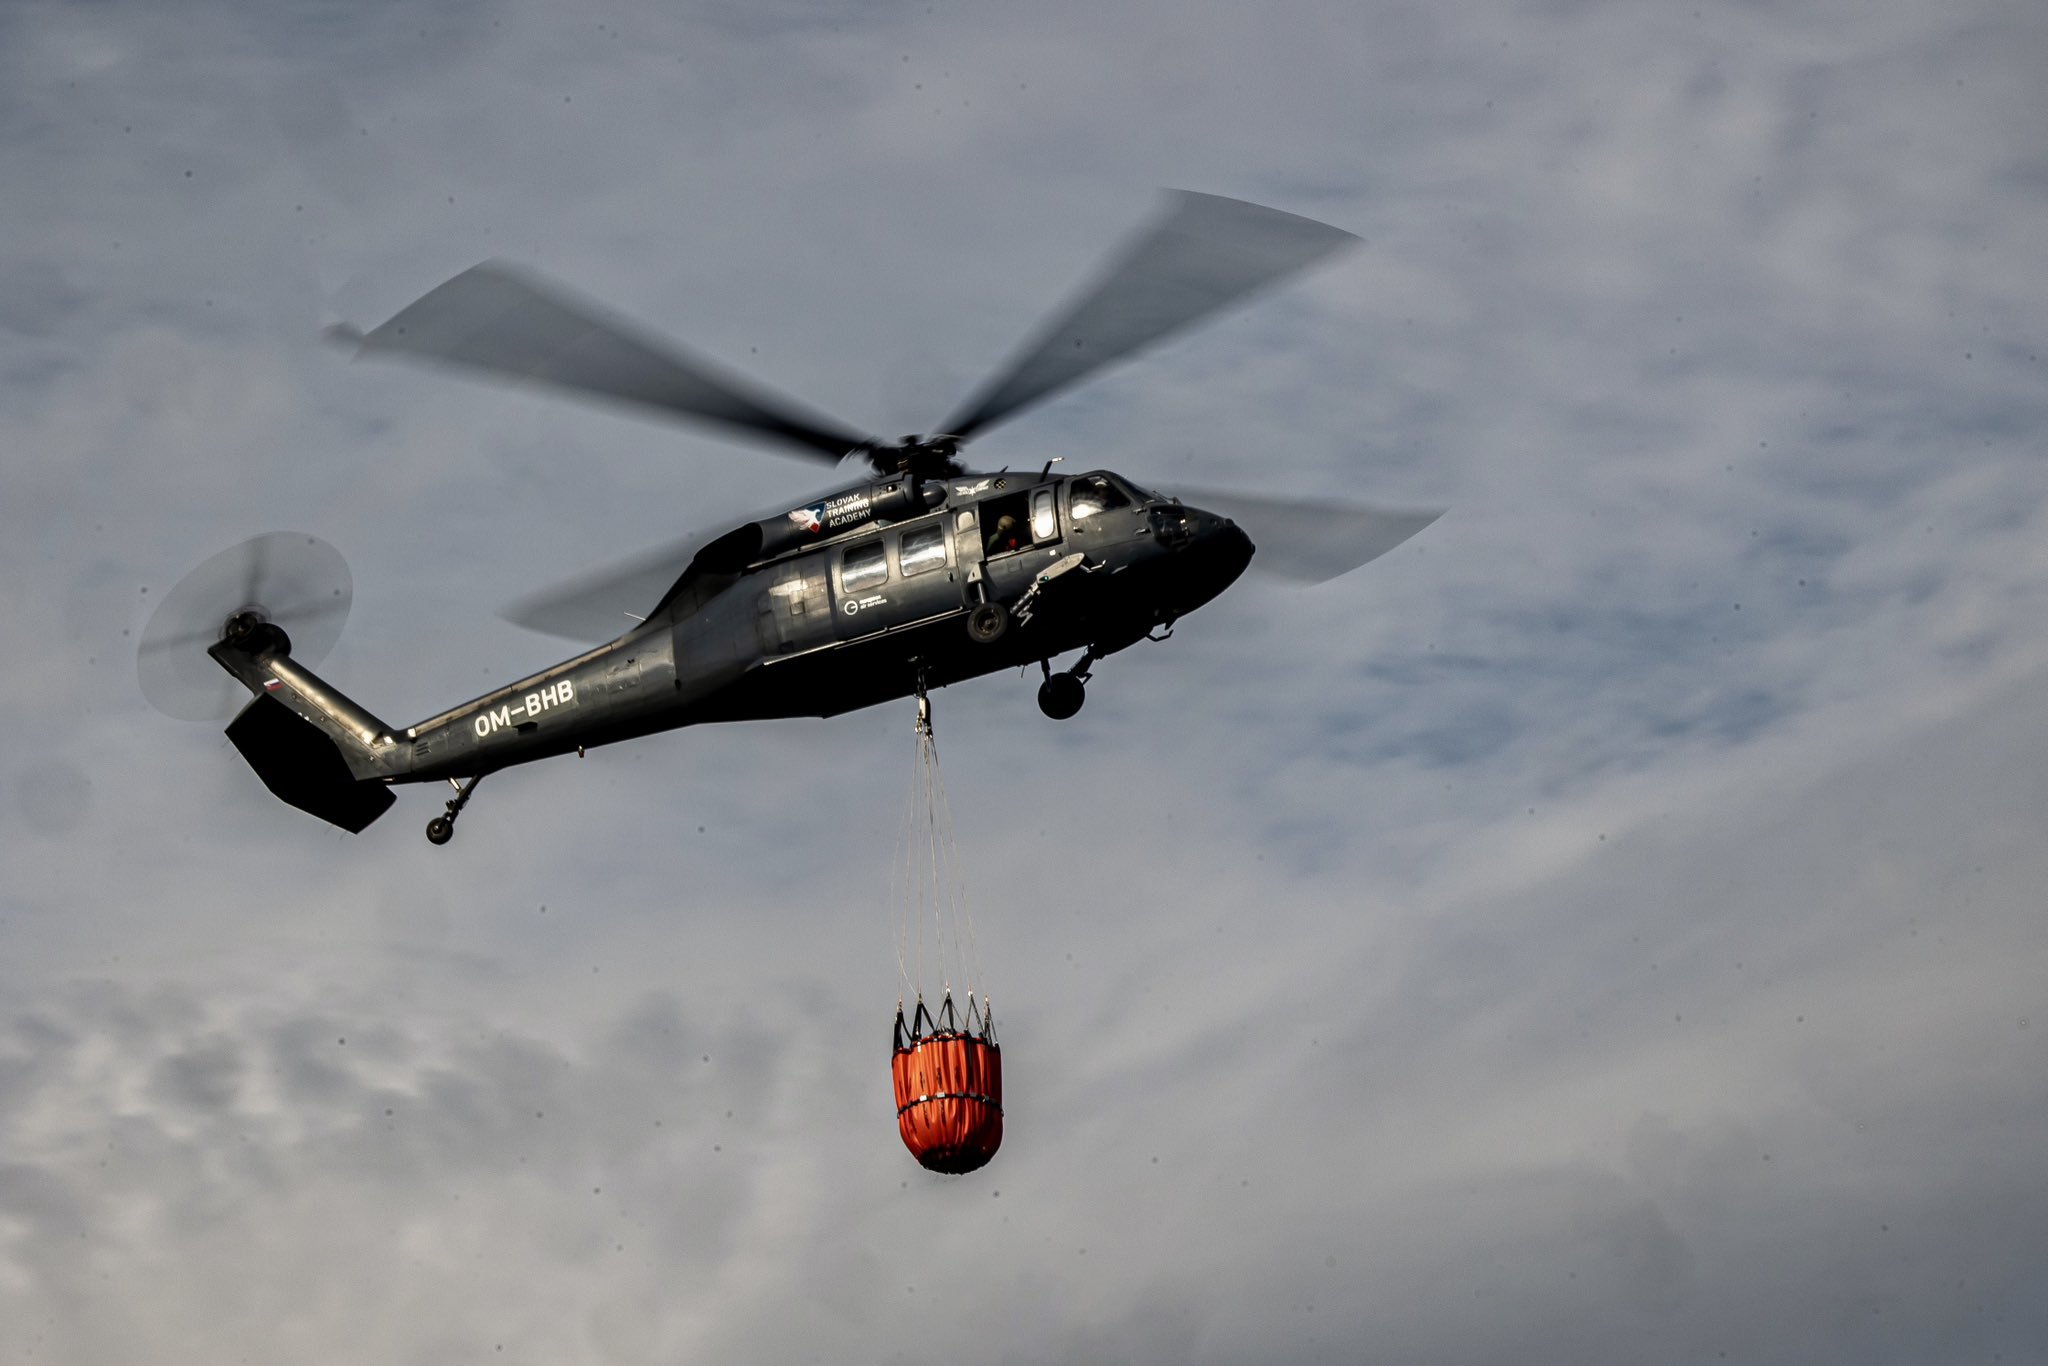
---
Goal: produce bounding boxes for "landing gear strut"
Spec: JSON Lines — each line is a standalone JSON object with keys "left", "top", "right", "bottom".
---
{"left": 1037, "top": 650, "right": 1094, "bottom": 721}
{"left": 426, "top": 774, "right": 482, "bottom": 846}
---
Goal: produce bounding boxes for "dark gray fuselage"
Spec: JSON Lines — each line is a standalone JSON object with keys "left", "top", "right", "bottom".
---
{"left": 392, "top": 468, "right": 1250, "bottom": 784}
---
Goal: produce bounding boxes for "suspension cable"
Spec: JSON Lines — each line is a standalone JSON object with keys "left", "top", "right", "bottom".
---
{"left": 894, "top": 679, "right": 992, "bottom": 1034}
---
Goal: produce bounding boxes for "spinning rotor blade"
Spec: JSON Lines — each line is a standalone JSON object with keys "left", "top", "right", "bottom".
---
{"left": 499, "top": 530, "right": 716, "bottom": 642}
{"left": 1177, "top": 487, "right": 1442, "bottom": 583}
{"left": 940, "top": 192, "right": 1359, "bottom": 443}
{"left": 138, "top": 533, "right": 353, "bottom": 721}
{"left": 332, "top": 263, "right": 874, "bottom": 464}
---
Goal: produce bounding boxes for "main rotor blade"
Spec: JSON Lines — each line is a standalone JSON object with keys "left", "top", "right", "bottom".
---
{"left": 499, "top": 531, "right": 718, "bottom": 642}
{"left": 1175, "top": 486, "right": 1443, "bottom": 583}
{"left": 332, "top": 262, "right": 874, "bottom": 464}
{"left": 939, "top": 192, "right": 1359, "bottom": 443}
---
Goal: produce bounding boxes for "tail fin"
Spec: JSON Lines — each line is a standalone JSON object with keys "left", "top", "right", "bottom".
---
{"left": 210, "top": 625, "right": 404, "bottom": 833}
{"left": 226, "top": 696, "right": 396, "bottom": 832}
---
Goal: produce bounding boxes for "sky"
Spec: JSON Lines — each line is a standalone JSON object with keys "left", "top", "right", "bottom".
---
{"left": 4, "top": 0, "right": 2047, "bottom": 1361}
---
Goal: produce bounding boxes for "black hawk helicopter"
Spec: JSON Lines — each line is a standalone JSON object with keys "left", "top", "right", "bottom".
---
{"left": 139, "top": 192, "right": 1440, "bottom": 844}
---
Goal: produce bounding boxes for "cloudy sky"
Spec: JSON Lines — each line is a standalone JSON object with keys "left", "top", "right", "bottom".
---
{"left": 5, "top": 0, "right": 2047, "bottom": 1360}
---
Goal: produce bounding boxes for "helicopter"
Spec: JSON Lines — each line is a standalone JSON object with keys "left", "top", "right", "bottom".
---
{"left": 138, "top": 191, "right": 1441, "bottom": 845}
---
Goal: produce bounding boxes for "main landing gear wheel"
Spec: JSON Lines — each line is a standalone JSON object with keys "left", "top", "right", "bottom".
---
{"left": 426, "top": 816, "right": 454, "bottom": 845}
{"left": 966, "top": 602, "right": 1009, "bottom": 644}
{"left": 1037, "top": 672, "right": 1085, "bottom": 720}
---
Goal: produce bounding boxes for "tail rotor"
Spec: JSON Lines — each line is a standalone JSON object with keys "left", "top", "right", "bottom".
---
{"left": 137, "top": 532, "right": 353, "bottom": 721}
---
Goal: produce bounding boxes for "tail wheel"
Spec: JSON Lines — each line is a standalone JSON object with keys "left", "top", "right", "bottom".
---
{"left": 966, "top": 602, "right": 1009, "bottom": 644}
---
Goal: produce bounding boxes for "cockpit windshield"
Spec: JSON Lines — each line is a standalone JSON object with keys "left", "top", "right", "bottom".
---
{"left": 1069, "top": 473, "right": 1136, "bottom": 520}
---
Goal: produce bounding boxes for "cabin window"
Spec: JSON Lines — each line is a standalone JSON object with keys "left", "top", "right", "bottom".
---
{"left": 1031, "top": 488, "right": 1059, "bottom": 541}
{"left": 899, "top": 524, "right": 947, "bottom": 576}
{"left": 841, "top": 541, "right": 888, "bottom": 592}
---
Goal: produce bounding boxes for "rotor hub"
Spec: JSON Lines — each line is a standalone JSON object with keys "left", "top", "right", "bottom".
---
{"left": 222, "top": 606, "right": 269, "bottom": 642}
{"left": 871, "top": 435, "right": 966, "bottom": 480}
{"left": 219, "top": 606, "right": 292, "bottom": 657}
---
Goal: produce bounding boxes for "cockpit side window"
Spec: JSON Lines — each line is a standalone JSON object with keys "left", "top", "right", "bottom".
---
{"left": 1069, "top": 474, "right": 1132, "bottom": 520}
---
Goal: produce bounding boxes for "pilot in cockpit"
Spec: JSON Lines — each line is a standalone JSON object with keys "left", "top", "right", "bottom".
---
{"left": 1068, "top": 474, "right": 1132, "bottom": 521}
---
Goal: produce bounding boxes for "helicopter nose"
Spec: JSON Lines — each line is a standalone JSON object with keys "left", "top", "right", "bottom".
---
{"left": 1205, "top": 519, "right": 1254, "bottom": 600}
{"left": 1211, "top": 518, "right": 1254, "bottom": 578}
{"left": 1163, "top": 508, "right": 1254, "bottom": 610}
